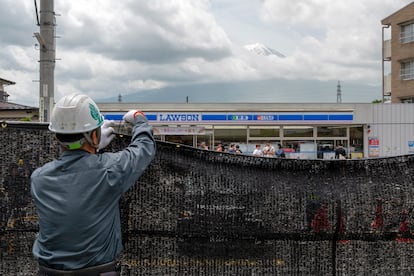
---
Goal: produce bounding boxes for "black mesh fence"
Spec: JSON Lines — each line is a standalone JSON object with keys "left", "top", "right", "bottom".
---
{"left": 1, "top": 123, "right": 414, "bottom": 275}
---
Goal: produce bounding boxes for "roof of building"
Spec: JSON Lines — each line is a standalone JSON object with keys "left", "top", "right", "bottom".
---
{"left": 0, "top": 77, "right": 16, "bottom": 86}
{"left": 97, "top": 102, "right": 368, "bottom": 113}
{"left": 382, "top": 2, "right": 414, "bottom": 25}
{"left": 0, "top": 101, "right": 37, "bottom": 110}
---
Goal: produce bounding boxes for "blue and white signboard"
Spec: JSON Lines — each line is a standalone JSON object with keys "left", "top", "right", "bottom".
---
{"left": 103, "top": 112, "right": 353, "bottom": 125}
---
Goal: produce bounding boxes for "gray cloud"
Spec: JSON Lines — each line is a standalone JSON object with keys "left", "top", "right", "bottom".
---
{"left": 0, "top": 1, "right": 35, "bottom": 46}
{"left": 57, "top": 1, "right": 232, "bottom": 63}
{"left": 0, "top": 0, "right": 413, "bottom": 106}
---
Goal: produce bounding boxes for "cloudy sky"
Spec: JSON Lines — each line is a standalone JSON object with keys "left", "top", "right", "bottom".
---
{"left": 0, "top": 0, "right": 412, "bottom": 106}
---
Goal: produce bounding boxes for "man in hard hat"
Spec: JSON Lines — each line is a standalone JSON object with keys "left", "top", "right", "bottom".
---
{"left": 31, "top": 93, "right": 156, "bottom": 275}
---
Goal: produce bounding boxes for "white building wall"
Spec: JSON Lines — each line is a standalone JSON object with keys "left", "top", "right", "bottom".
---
{"left": 371, "top": 104, "right": 414, "bottom": 156}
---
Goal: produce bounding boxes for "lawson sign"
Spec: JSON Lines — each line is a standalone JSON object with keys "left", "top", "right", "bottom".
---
{"left": 103, "top": 112, "right": 353, "bottom": 124}
{"left": 159, "top": 113, "right": 200, "bottom": 122}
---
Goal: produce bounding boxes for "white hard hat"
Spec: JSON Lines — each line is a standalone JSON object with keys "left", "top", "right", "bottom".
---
{"left": 49, "top": 93, "right": 104, "bottom": 134}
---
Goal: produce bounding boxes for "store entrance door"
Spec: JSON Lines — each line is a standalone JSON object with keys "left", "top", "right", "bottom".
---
{"left": 317, "top": 140, "right": 335, "bottom": 159}
{"left": 334, "top": 139, "right": 349, "bottom": 158}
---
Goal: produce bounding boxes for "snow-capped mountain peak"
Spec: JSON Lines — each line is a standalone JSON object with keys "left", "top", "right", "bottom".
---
{"left": 244, "top": 43, "right": 285, "bottom": 58}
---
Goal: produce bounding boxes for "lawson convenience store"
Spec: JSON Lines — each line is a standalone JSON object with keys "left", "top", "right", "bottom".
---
{"left": 98, "top": 102, "right": 379, "bottom": 159}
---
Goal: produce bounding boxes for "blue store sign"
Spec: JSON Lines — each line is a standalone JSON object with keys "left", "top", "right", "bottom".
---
{"left": 104, "top": 112, "right": 353, "bottom": 124}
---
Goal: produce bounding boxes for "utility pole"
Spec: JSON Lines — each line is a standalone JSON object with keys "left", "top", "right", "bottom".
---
{"left": 34, "top": 0, "right": 55, "bottom": 122}
{"left": 336, "top": 80, "right": 342, "bottom": 103}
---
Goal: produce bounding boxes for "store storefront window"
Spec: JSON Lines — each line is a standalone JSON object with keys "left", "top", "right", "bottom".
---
{"left": 317, "top": 140, "right": 335, "bottom": 159}
{"left": 317, "top": 126, "right": 346, "bottom": 137}
{"left": 165, "top": 135, "right": 193, "bottom": 146}
{"left": 247, "top": 126, "right": 280, "bottom": 153}
{"left": 350, "top": 126, "right": 364, "bottom": 158}
{"left": 247, "top": 140, "right": 281, "bottom": 154}
{"left": 197, "top": 135, "right": 213, "bottom": 149}
{"left": 214, "top": 126, "right": 247, "bottom": 151}
{"left": 283, "top": 126, "right": 314, "bottom": 137}
{"left": 195, "top": 125, "right": 213, "bottom": 149}
{"left": 157, "top": 124, "right": 364, "bottom": 158}
{"left": 249, "top": 126, "right": 280, "bottom": 138}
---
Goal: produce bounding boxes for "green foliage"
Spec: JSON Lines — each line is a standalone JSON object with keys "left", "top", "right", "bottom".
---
{"left": 372, "top": 99, "right": 383, "bottom": 103}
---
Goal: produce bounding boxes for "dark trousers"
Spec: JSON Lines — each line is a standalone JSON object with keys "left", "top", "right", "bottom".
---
{"left": 37, "top": 261, "right": 119, "bottom": 276}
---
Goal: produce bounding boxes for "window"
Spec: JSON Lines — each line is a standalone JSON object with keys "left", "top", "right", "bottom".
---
{"left": 213, "top": 126, "right": 247, "bottom": 148}
{"left": 165, "top": 135, "right": 193, "bottom": 146}
{"left": 317, "top": 126, "right": 346, "bottom": 137}
{"left": 401, "top": 60, "right": 414, "bottom": 80}
{"left": 350, "top": 126, "right": 363, "bottom": 158}
{"left": 248, "top": 126, "right": 280, "bottom": 138}
{"left": 283, "top": 126, "right": 314, "bottom": 138}
{"left": 401, "top": 23, "right": 414, "bottom": 44}
{"left": 401, "top": 97, "right": 414, "bottom": 103}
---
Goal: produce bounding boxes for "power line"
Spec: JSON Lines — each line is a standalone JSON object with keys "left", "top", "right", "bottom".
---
{"left": 33, "top": 0, "right": 40, "bottom": 26}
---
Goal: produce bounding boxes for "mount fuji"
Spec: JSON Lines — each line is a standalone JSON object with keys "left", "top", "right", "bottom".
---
{"left": 244, "top": 43, "right": 285, "bottom": 58}
{"left": 97, "top": 45, "right": 379, "bottom": 104}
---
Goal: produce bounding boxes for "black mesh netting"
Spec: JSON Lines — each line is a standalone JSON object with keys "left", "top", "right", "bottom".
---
{"left": 1, "top": 123, "right": 414, "bottom": 275}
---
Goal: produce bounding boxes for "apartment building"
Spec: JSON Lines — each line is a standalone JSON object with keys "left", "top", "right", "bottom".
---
{"left": 382, "top": 2, "right": 414, "bottom": 103}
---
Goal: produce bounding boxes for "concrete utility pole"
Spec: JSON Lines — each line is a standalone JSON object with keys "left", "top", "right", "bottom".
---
{"left": 34, "top": 0, "right": 55, "bottom": 122}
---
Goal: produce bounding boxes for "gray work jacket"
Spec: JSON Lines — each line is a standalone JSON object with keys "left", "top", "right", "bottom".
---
{"left": 31, "top": 116, "right": 156, "bottom": 270}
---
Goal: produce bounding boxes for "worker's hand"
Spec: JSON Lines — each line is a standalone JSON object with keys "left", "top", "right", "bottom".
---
{"left": 98, "top": 120, "right": 115, "bottom": 151}
{"left": 123, "top": 110, "right": 146, "bottom": 124}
